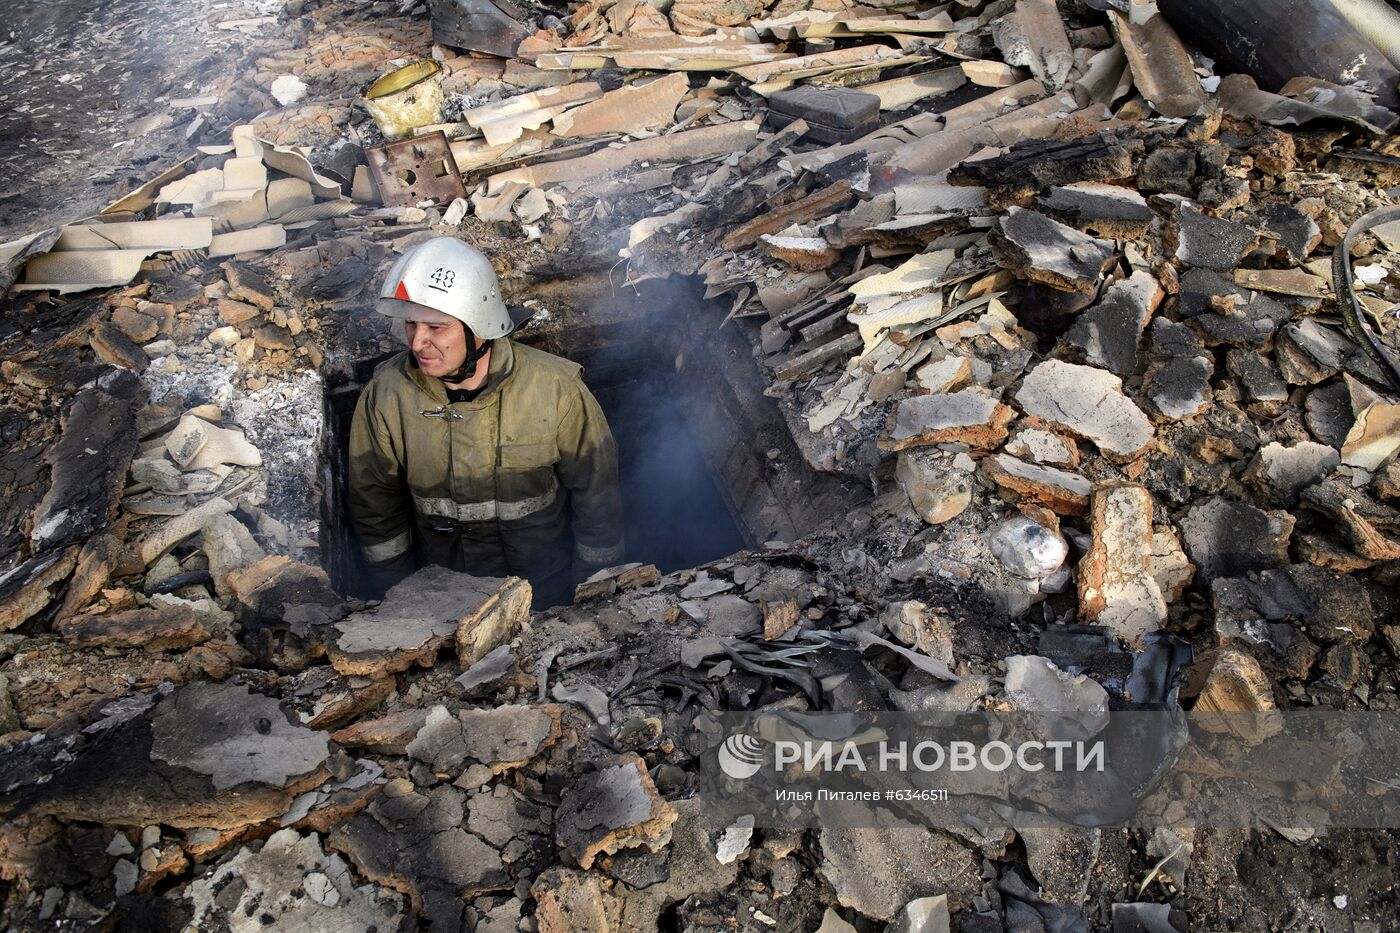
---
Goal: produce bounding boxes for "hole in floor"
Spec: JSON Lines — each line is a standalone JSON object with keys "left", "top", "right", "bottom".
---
{"left": 318, "top": 276, "right": 865, "bottom": 602}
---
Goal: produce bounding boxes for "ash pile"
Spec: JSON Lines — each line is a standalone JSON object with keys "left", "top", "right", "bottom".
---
{"left": 3, "top": 0, "right": 1400, "bottom": 929}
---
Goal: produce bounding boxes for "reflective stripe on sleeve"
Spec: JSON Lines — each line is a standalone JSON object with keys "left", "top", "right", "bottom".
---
{"left": 363, "top": 531, "right": 411, "bottom": 563}
{"left": 413, "top": 483, "right": 559, "bottom": 523}
{"left": 574, "top": 540, "right": 626, "bottom": 566}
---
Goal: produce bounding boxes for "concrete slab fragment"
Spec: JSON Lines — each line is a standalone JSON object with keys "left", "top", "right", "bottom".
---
{"left": 556, "top": 753, "right": 678, "bottom": 869}
{"left": 184, "top": 829, "right": 404, "bottom": 932}
{"left": 328, "top": 781, "right": 507, "bottom": 926}
{"left": 1062, "top": 270, "right": 1164, "bottom": 375}
{"left": 1167, "top": 203, "right": 1257, "bottom": 271}
{"left": 150, "top": 683, "right": 331, "bottom": 791}
{"left": 1244, "top": 441, "right": 1341, "bottom": 507}
{"left": 1038, "top": 181, "right": 1154, "bottom": 239}
{"left": 817, "top": 819, "right": 980, "bottom": 921}
{"left": 882, "top": 387, "right": 1015, "bottom": 451}
{"left": 407, "top": 703, "right": 563, "bottom": 775}
{"left": 1144, "top": 355, "right": 1213, "bottom": 421}
{"left": 1180, "top": 497, "right": 1294, "bottom": 581}
{"left": 1013, "top": 360, "right": 1155, "bottom": 461}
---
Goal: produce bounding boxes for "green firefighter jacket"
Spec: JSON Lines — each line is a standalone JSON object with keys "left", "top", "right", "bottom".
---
{"left": 348, "top": 338, "right": 625, "bottom": 589}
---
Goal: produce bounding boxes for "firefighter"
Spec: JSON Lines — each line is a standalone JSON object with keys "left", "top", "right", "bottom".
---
{"left": 348, "top": 237, "right": 624, "bottom": 607}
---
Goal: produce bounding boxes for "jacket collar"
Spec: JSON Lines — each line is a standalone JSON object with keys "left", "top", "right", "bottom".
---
{"left": 403, "top": 338, "right": 518, "bottom": 407}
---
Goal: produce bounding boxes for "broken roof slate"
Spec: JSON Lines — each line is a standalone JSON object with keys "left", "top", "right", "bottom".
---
{"left": 991, "top": 208, "right": 1117, "bottom": 294}
{"left": 1061, "top": 270, "right": 1164, "bottom": 375}
{"left": 1166, "top": 202, "right": 1258, "bottom": 271}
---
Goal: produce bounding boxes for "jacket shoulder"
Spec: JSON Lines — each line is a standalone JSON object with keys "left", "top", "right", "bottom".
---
{"left": 356, "top": 352, "right": 420, "bottom": 411}
{"left": 510, "top": 342, "right": 584, "bottom": 386}
{"left": 363, "top": 351, "right": 415, "bottom": 392}
{"left": 370, "top": 350, "right": 414, "bottom": 379}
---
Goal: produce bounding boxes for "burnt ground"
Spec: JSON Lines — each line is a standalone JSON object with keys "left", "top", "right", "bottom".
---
{"left": 0, "top": 0, "right": 267, "bottom": 238}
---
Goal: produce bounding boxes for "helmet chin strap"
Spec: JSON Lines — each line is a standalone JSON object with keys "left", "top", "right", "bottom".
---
{"left": 440, "top": 323, "right": 486, "bottom": 385}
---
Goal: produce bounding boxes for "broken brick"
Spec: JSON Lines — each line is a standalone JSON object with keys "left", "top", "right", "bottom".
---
{"left": 759, "top": 235, "right": 842, "bottom": 271}
{"left": 533, "top": 867, "right": 616, "bottom": 933}
{"left": 1186, "top": 649, "right": 1282, "bottom": 746}
{"left": 331, "top": 708, "right": 432, "bottom": 755}
{"left": 216, "top": 298, "right": 261, "bottom": 326}
{"left": 253, "top": 323, "right": 296, "bottom": 351}
{"left": 1299, "top": 479, "right": 1400, "bottom": 562}
{"left": 90, "top": 322, "right": 149, "bottom": 373}
{"left": 109, "top": 308, "right": 159, "bottom": 344}
{"left": 1004, "top": 422, "right": 1080, "bottom": 468}
{"left": 457, "top": 575, "right": 531, "bottom": 667}
{"left": 0, "top": 550, "right": 79, "bottom": 632}
{"left": 913, "top": 356, "right": 973, "bottom": 395}
{"left": 896, "top": 449, "right": 973, "bottom": 524}
{"left": 1151, "top": 525, "right": 1195, "bottom": 603}
{"left": 951, "top": 134, "right": 1135, "bottom": 207}
{"left": 221, "top": 261, "right": 276, "bottom": 312}
{"left": 56, "top": 604, "right": 210, "bottom": 652}
{"left": 1078, "top": 483, "right": 1167, "bottom": 648}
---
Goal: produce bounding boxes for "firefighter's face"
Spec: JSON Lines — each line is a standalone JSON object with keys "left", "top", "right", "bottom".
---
{"left": 399, "top": 305, "right": 485, "bottom": 380}
{"left": 405, "top": 318, "right": 470, "bottom": 378}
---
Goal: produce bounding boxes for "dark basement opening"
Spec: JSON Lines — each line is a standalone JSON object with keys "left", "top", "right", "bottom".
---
{"left": 319, "top": 275, "right": 864, "bottom": 602}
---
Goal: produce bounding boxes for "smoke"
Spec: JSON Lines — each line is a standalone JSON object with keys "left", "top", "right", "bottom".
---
{"left": 564, "top": 274, "right": 748, "bottom": 573}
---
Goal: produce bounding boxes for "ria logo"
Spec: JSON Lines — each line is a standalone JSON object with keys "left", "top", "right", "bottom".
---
{"left": 718, "top": 733, "right": 765, "bottom": 780}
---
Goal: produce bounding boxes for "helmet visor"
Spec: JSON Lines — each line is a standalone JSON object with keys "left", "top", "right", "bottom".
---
{"left": 375, "top": 299, "right": 464, "bottom": 325}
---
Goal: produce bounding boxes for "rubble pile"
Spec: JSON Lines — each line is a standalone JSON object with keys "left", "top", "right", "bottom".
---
{"left": 2, "top": 0, "right": 1400, "bottom": 928}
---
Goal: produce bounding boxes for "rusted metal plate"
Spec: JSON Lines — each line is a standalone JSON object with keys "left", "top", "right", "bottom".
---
{"left": 365, "top": 131, "right": 466, "bottom": 208}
